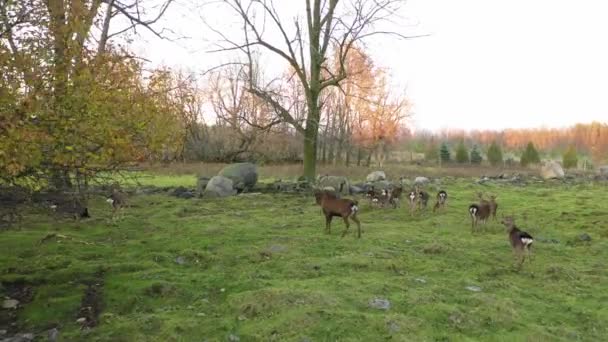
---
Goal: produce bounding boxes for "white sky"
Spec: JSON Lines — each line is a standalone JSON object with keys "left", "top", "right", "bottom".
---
{"left": 129, "top": 0, "right": 608, "bottom": 132}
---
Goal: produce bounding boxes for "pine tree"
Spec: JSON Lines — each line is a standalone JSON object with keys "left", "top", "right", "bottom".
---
{"left": 562, "top": 145, "right": 578, "bottom": 169}
{"left": 440, "top": 143, "right": 451, "bottom": 163}
{"left": 487, "top": 141, "right": 503, "bottom": 166}
{"left": 455, "top": 141, "right": 469, "bottom": 164}
{"left": 470, "top": 145, "right": 483, "bottom": 164}
{"left": 520, "top": 142, "right": 541, "bottom": 167}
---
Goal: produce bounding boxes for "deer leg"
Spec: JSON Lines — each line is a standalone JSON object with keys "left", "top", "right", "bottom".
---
{"left": 325, "top": 214, "right": 332, "bottom": 234}
{"left": 341, "top": 216, "right": 350, "bottom": 237}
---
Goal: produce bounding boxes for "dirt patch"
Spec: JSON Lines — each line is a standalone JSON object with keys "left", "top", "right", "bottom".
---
{"left": 76, "top": 269, "right": 105, "bottom": 329}
{"left": 0, "top": 281, "right": 35, "bottom": 333}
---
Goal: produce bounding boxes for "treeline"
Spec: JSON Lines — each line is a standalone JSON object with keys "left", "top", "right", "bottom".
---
{"left": 419, "top": 139, "right": 591, "bottom": 169}
{"left": 411, "top": 122, "right": 608, "bottom": 163}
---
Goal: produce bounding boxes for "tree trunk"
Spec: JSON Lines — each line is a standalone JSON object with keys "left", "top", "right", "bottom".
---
{"left": 303, "top": 106, "right": 320, "bottom": 180}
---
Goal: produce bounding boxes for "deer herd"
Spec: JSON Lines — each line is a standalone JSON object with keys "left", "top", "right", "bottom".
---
{"left": 313, "top": 183, "right": 535, "bottom": 267}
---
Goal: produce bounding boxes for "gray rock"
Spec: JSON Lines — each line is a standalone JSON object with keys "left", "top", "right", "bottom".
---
{"left": 414, "top": 177, "right": 430, "bottom": 185}
{"left": 196, "top": 177, "right": 211, "bottom": 197}
{"left": 369, "top": 298, "right": 391, "bottom": 310}
{"left": 227, "top": 334, "right": 240, "bottom": 342}
{"left": 175, "top": 256, "right": 186, "bottom": 265}
{"left": 366, "top": 171, "right": 386, "bottom": 182}
{"left": 204, "top": 176, "right": 237, "bottom": 198}
{"left": 578, "top": 233, "right": 592, "bottom": 242}
{"left": 465, "top": 285, "right": 482, "bottom": 292}
{"left": 76, "top": 317, "right": 86, "bottom": 324}
{"left": 541, "top": 161, "right": 565, "bottom": 180}
{"left": 598, "top": 165, "right": 608, "bottom": 177}
{"left": 0, "top": 330, "right": 5, "bottom": 336}
{"left": 47, "top": 328, "right": 59, "bottom": 342}
{"left": 415, "top": 278, "right": 427, "bottom": 284}
{"left": 317, "top": 175, "right": 350, "bottom": 195}
{"left": 368, "top": 180, "right": 392, "bottom": 190}
{"left": 172, "top": 186, "right": 195, "bottom": 199}
{"left": 349, "top": 185, "right": 365, "bottom": 194}
{"left": 2, "top": 299, "right": 19, "bottom": 309}
{"left": 2, "top": 333, "right": 35, "bottom": 342}
{"left": 218, "top": 163, "right": 258, "bottom": 192}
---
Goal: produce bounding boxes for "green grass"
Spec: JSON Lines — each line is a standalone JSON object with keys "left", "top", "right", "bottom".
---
{"left": 1, "top": 178, "right": 608, "bottom": 341}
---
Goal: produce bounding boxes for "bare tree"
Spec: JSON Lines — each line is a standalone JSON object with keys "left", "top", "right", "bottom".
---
{"left": 204, "top": 0, "right": 416, "bottom": 180}
{"left": 206, "top": 61, "right": 282, "bottom": 161}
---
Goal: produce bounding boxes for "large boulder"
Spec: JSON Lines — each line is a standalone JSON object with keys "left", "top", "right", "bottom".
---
{"left": 218, "top": 163, "right": 258, "bottom": 192}
{"left": 367, "top": 180, "right": 393, "bottom": 190}
{"left": 366, "top": 171, "right": 386, "bottom": 182}
{"left": 414, "top": 176, "right": 430, "bottom": 185}
{"left": 541, "top": 161, "right": 565, "bottom": 180}
{"left": 317, "top": 175, "right": 350, "bottom": 195}
{"left": 599, "top": 165, "right": 608, "bottom": 177}
{"left": 196, "top": 176, "right": 211, "bottom": 197}
{"left": 204, "top": 176, "right": 237, "bottom": 198}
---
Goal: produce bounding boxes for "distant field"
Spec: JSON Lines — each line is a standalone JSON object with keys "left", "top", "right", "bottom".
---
{"left": 1, "top": 173, "right": 607, "bottom": 341}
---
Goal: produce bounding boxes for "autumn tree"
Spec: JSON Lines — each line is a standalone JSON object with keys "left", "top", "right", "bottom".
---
{"left": 487, "top": 141, "right": 503, "bottom": 166}
{"left": 562, "top": 145, "right": 578, "bottom": 169}
{"left": 206, "top": 0, "right": 414, "bottom": 180}
{"left": 0, "top": 0, "right": 180, "bottom": 187}
{"left": 520, "top": 142, "right": 541, "bottom": 167}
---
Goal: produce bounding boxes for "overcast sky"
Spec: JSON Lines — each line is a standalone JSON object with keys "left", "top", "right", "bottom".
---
{"left": 129, "top": 0, "right": 608, "bottom": 132}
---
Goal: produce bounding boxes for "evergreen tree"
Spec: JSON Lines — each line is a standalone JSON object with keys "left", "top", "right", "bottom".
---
{"left": 520, "top": 142, "right": 541, "bottom": 167}
{"left": 487, "top": 141, "right": 503, "bottom": 166}
{"left": 440, "top": 143, "right": 451, "bottom": 163}
{"left": 470, "top": 145, "right": 483, "bottom": 164}
{"left": 562, "top": 145, "right": 578, "bottom": 169}
{"left": 455, "top": 141, "right": 469, "bottom": 163}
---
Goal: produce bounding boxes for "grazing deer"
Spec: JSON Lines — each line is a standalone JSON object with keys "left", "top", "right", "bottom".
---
{"left": 501, "top": 216, "right": 534, "bottom": 267}
{"left": 314, "top": 190, "right": 362, "bottom": 238}
{"left": 468, "top": 200, "right": 491, "bottom": 232}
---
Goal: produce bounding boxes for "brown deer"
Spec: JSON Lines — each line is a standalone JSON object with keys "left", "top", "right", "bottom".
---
{"left": 501, "top": 216, "right": 534, "bottom": 267}
{"left": 313, "top": 190, "right": 362, "bottom": 238}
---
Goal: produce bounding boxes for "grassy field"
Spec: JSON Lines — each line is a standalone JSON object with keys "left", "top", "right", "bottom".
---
{"left": 1, "top": 170, "right": 607, "bottom": 341}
